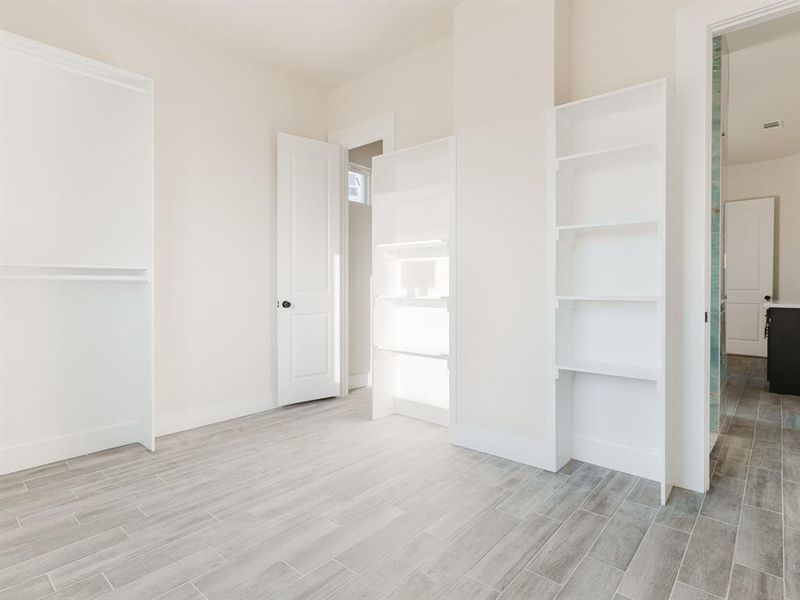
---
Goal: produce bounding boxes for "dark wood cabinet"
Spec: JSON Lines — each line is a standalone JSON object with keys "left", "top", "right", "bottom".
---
{"left": 767, "top": 307, "right": 800, "bottom": 395}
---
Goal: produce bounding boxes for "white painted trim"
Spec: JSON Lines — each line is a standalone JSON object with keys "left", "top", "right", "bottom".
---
{"left": 450, "top": 423, "right": 554, "bottom": 470}
{"left": 447, "top": 138, "right": 458, "bottom": 433}
{"left": 327, "top": 113, "right": 396, "bottom": 399}
{"left": 0, "top": 29, "right": 152, "bottom": 93}
{"left": 145, "top": 74, "right": 156, "bottom": 453}
{"left": 395, "top": 398, "right": 448, "bottom": 427}
{"left": 545, "top": 105, "right": 567, "bottom": 473}
{"left": 675, "top": 0, "right": 800, "bottom": 493}
{"left": 155, "top": 396, "right": 274, "bottom": 437}
{"left": 328, "top": 113, "right": 396, "bottom": 153}
{"left": 571, "top": 435, "right": 660, "bottom": 481}
{"left": 1, "top": 421, "right": 142, "bottom": 475}
{"left": 348, "top": 372, "right": 369, "bottom": 390}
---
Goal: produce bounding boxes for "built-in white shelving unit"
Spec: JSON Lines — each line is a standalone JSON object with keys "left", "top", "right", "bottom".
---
{"left": 371, "top": 138, "right": 455, "bottom": 428}
{"left": 1, "top": 31, "right": 154, "bottom": 475}
{"left": 548, "top": 79, "right": 671, "bottom": 503}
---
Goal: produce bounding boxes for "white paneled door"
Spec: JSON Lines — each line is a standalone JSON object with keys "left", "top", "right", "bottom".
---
{"left": 277, "top": 133, "right": 342, "bottom": 405}
{"left": 725, "top": 197, "right": 774, "bottom": 357}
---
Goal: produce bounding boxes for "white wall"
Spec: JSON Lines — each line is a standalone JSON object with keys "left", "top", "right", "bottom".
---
{"left": 452, "top": 1, "right": 555, "bottom": 461}
{"left": 569, "top": 0, "right": 696, "bottom": 101}
{"left": 555, "top": 0, "right": 572, "bottom": 105}
{"left": 0, "top": 1, "right": 327, "bottom": 437}
{"left": 327, "top": 36, "right": 452, "bottom": 150}
{"left": 349, "top": 140, "right": 383, "bottom": 168}
{"left": 347, "top": 141, "right": 382, "bottom": 387}
{"left": 726, "top": 153, "right": 800, "bottom": 301}
{"left": 348, "top": 202, "right": 372, "bottom": 386}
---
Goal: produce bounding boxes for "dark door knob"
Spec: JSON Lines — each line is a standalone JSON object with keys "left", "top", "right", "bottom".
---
{"left": 281, "top": 300, "right": 292, "bottom": 308}
{"left": 764, "top": 295, "right": 772, "bottom": 301}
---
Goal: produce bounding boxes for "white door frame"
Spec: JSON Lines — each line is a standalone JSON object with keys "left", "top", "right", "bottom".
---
{"left": 327, "top": 113, "right": 396, "bottom": 396}
{"left": 675, "top": 0, "right": 800, "bottom": 493}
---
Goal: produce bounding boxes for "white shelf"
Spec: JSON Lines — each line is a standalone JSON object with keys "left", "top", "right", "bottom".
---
{"left": 376, "top": 239, "right": 446, "bottom": 249}
{"left": 373, "top": 184, "right": 448, "bottom": 203}
{"left": 375, "top": 345, "right": 449, "bottom": 360}
{"left": 1, "top": 264, "right": 150, "bottom": 283}
{"left": 375, "top": 239, "right": 448, "bottom": 259}
{"left": 554, "top": 80, "right": 665, "bottom": 159}
{"left": 557, "top": 141, "right": 660, "bottom": 173}
{"left": 2, "top": 275, "right": 149, "bottom": 282}
{"left": 554, "top": 79, "right": 665, "bottom": 121}
{"left": 556, "top": 359, "right": 659, "bottom": 381}
{"left": 375, "top": 295, "right": 448, "bottom": 307}
{"left": 556, "top": 219, "right": 659, "bottom": 235}
{"left": 1, "top": 263, "right": 150, "bottom": 270}
{"left": 557, "top": 295, "right": 660, "bottom": 303}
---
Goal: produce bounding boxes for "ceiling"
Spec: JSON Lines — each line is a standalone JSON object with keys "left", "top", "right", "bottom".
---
{"left": 126, "top": 0, "right": 456, "bottom": 89}
{"left": 724, "top": 12, "right": 800, "bottom": 165}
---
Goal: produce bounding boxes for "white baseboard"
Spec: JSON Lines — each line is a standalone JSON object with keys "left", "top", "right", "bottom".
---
{"left": 571, "top": 434, "right": 660, "bottom": 481}
{"left": 1, "top": 420, "right": 141, "bottom": 475}
{"left": 395, "top": 398, "right": 448, "bottom": 427}
{"left": 348, "top": 372, "right": 369, "bottom": 391}
{"left": 155, "top": 396, "right": 274, "bottom": 438}
{"left": 450, "top": 423, "right": 555, "bottom": 470}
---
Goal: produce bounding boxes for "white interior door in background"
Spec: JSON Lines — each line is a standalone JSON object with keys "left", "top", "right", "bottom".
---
{"left": 277, "top": 133, "right": 342, "bottom": 406}
{"left": 725, "top": 197, "right": 774, "bottom": 357}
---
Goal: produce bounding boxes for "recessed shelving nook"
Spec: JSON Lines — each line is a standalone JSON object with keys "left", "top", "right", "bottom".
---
{"left": 548, "top": 79, "right": 671, "bottom": 503}
{"left": 371, "top": 137, "right": 455, "bottom": 427}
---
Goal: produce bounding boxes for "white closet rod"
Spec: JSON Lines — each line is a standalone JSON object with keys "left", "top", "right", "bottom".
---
{"left": 1, "top": 264, "right": 150, "bottom": 282}
{"left": 1, "top": 263, "right": 150, "bottom": 270}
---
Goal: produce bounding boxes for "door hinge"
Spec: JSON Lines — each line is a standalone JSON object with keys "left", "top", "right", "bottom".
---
{"left": 705, "top": 311, "right": 709, "bottom": 323}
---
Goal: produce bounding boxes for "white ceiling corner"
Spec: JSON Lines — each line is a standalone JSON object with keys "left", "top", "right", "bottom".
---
{"left": 125, "top": 0, "right": 456, "bottom": 89}
{"left": 724, "top": 11, "right": 800, "bottom": 165}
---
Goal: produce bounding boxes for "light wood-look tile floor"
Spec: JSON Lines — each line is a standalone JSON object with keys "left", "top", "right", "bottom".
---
{"left": 1, "top": 361, "right": 797, "bottom": 600}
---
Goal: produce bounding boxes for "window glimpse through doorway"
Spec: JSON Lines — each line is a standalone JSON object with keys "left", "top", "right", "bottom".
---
{"left": 348, "top": 164, "right": 370, "bottom": 205}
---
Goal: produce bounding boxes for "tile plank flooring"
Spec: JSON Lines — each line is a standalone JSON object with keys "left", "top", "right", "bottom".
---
{"left": 1, "top": 358, "right": 797, "bottom": 600}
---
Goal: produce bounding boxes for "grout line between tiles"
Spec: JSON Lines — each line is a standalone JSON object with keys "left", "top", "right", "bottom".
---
{"left": 102, "top": 571, "right": 116, "bottom": 591}
{"left": 190, "top": 581, "right": 211, "bottom": 600}
{"left": 680, "top": 578, "right": 726, "bottom": 599}
{"left": 44, "top": 571, "right": 57, "bottom": 594}
{"left": 523, "top": 565, "right": 563, "bottom": 587}
{"left": 780, "top": 384, "right": 788, "bottom": 600}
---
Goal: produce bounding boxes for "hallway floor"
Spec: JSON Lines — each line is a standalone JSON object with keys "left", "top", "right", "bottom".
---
{"left": 1, "top": 373, "right": 797, "bottom": 600}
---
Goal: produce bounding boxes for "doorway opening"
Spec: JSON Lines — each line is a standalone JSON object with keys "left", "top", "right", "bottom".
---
{"left": 346, "top": 141, "right": 383, "bottom": 400}
{"left": 708, "top": 12, "right": 800, "bottom": 455}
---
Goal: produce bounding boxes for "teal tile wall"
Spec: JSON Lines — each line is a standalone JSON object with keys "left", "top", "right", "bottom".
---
{"left": 710, "top": 36, "right": 725, "bottom": 434}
